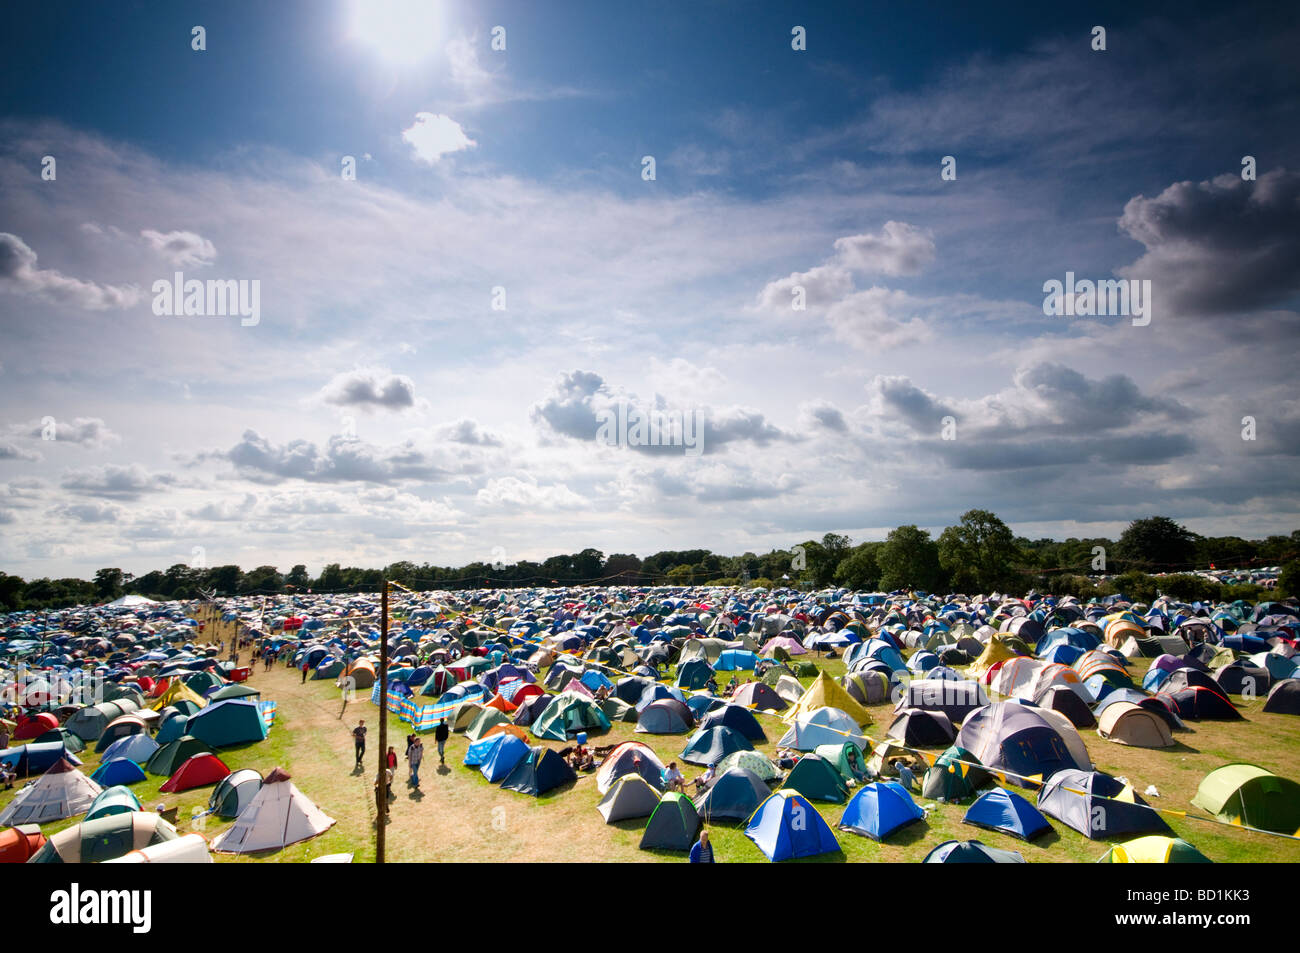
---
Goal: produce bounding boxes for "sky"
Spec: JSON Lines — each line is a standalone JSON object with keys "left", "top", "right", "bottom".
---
{"left": 1, "top": 0, "right": 1298, "bottom": 579}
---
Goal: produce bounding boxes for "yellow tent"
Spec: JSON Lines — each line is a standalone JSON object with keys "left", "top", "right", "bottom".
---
{"left": 1098, "top": 835, "right": 1212, "bottom": 863}
{"left": 148, "top": 680, "right": 207, "bottom": 712}
{"left": 969, "top": 634, "right": 1024, "bottom": 677}
{"left": 783, "top": 671, "right": 873, "bottom": 726}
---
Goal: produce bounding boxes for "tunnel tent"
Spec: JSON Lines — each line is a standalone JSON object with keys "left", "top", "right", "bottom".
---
{"left": 1190, "top": 763, "right": 1300, "bottom": 834}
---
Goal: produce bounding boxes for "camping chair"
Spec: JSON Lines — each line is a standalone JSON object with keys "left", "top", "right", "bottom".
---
{"left": 157, "top": 804, "right": 179, "bottom": 824}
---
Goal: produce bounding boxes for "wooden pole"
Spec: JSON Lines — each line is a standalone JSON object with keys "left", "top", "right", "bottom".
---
{"left": 376, "top": 581, "right": 389, "bottom": 862}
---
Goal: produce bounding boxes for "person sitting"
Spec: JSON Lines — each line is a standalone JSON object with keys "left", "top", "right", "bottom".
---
{"left": 662, "top": 761, "right": 686, "bottom": 793}
{"left": 0, "top": 763, "right": 15, "bottom": 790}
{"left": 693, "top": 762, "right": 719, "bottom": 794}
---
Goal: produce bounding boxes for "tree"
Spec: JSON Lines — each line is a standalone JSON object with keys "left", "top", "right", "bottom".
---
{"left": 877, "top": 525, "right": 944, "bottom": 592}
{"left": 938, "top": 509, "right": 1021, "bottom": 593}
{"left": 834, "top": 543, "right": 881, "bottom": 590}
{"left": 204, "top": 564, "right": 242, "bottom": 594}
{"left": 1116, "top": 516, "right": 1198, "bottom": 572}
{"left": 240, "top": 565, "right": 283, "bottom": 594}
{"left": 93, "top": 567, "right": 124, "bottom": 601}
{"left": 1278, "top": 560, "right": 1300, "bottom": 599}
{"left": 286, "top": 564, "right": 310, "bottom": 589}
{"left": 602, "top": 553, "right": 643, "bottom": 581}
{"left": 317, "top": 563, "right": 345, "bottom": 591}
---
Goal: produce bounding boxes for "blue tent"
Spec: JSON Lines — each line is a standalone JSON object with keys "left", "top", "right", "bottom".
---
{"left": 745, "top": 791, "right": 841, "bottom": 862}
{"left": 693, "top": 767, "right": 771, "bottom": 821}
{"left": 697, "top": 704, "right": 767, "bottom": 743}
{"left": 963, "top": 787, "right": 1051, "bottom": 840}
{"left": 185, "top": 699, "right": 268, "bottom": 747}
{"left": 100, "top": 733, "right": 159, "bottom": 764}
{"left": 681, "top": 726, "right": 753, "bottom": 766}
{"left": 464, "top": 733, "right": 510, "bottom": 768}
{"left": 839, "top": 781, "right": 925, "bottom": 841}
{"left": 714, "top": 650, "right": 758, "bottom": 671}
{"left": 90, "top": 757, "right": 148, "bottom": 786}
{"left": 480, "top": 734, "right": 530, "bottom": 783}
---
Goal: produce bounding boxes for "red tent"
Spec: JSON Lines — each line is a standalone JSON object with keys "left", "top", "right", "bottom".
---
{"left": 14, "top": 712, "right": 59, "bottom": 741}
{"left": 160, "top": 753, "right": 232, "bottom": 793}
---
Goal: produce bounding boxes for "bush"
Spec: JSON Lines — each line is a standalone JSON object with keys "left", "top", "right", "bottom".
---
{"left": 1277, "top": 561, "right": 1300, "bottom": 599}
{"left": 1159, "top": 574, "right": 1222, "bottom": 604}
{"left": 1101, "top": 571, "right": 1158, "bottom": 604}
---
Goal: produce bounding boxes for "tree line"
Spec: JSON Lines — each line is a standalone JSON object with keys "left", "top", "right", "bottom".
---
{"left": 2, "top": 512, "right": 1298, "bottom": 611}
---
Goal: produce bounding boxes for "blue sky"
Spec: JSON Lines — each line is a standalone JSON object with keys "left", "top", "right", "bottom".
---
{"left": 1, "top": 1, "right": 1298, "bottom": 578}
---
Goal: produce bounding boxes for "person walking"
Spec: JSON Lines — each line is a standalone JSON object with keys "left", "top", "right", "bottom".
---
{"left": 435, "top": 718, "right": 449, "bottom": 764}
{"left": 352, "top": 719, "right": 367, "bottom": 770}
{"left": 408, "top": 736, "right": 424, "bottom": 788}
{"left": 301, "top": 660, "right": 309, "bottom": 683}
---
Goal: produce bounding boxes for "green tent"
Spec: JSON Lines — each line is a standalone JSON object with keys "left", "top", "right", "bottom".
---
{"left": 922, "top": 745, "right": 987, "bottom": 802}
{"left": 639, "top": 792, "right": 700, "bottom": 850}
{"left": 1190, "top": 764, "right": 1300, "bottom": 834}
{"left": 182, "top": 671, "right": 224, "bottom": 695}
{"left": 146, "top": 735, "right": 212, "bottom": 777}
{"left": 86, "top": 785, "right": 142, "bottom": 822}
{"left": 464, "top": 708, "right": 512, "bottom": 742}
{"left": 209, "top": 683, "right": 262, "bottom": 703}
{"left": 781, "top": 753, "right": 850, "bottom": 803}
{"left": 716, "top": 750, "right": 781, "bottom": 782}
{"left": 28, "top": 812, "right": 178, "bottom": 863}
{"left": 814, "top": 742, "right": 870, "bottom": 784}
{"left": 531, "top": 692, "right": 612, "bottom": 742}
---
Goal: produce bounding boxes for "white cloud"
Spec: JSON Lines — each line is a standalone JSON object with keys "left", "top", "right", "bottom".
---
{"left": 140, "top": 229, "right": 218, "bottom": 267}
{"left": 401, "top": 113, "right": 476, "bottom": 164}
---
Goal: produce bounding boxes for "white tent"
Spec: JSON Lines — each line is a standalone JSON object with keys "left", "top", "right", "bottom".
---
{"left": 104, "top": 832, "right": 214, "bottom": 864}
{"left": 0, "top": 758, "right": 102, "bottom": 825}
{"left": 210, "top": 766, "right": 335, "bottom": 854}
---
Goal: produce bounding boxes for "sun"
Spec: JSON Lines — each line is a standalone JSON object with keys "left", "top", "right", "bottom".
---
{"left": 347, "top": 0, "right": 445, "bottom": 66}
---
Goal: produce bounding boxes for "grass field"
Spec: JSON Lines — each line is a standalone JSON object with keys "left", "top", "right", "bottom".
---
{"left": 5, "top": 651, "right": 1299, "bottom": 863}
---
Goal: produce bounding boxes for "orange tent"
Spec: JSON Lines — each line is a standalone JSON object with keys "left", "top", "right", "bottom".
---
{"left": 484, "top": 693, "right": 518, "bottom": 713}
{"left": 0, "top": 825, "right": 47, "bottom": 863}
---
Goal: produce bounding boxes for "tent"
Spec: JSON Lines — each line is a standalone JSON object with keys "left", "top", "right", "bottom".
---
{"left": 211, "top": 766, "right": 336, "bottom": 853}
{"left": 969, "top": 634, "right": 1027, "bottom": 676}
{"left": 640, "top": 791, "right": 700, "bottom": 850}
{"left": 781, "top": 753, "right": 850, "bottom": 803}
{"left": 64, "top": 699, "right": 140, "bottom": 743}
{"left": 1263, "top": 679, "right": 1300, "bottom": 715}
{"left": 465, "top": 707, "right": 513, "bottom": 742}
{"left": 86, "top": 784, "right": 142, "bottom": 821}
{"left": 147, "top": 735, "right": 212, "bottom": 776}
{"left": 531, "top": 692, "right": 611, "bottom": 742}
{"left": 597, "top": 775, "right": 662, "bottom": 823}
{"left": 0, "top": 742, "right": 81, "bottom": 778}
{"left": 90, "top": 757, "right": 148, "bottom": 786}
{"left": 838, "top": 781, "right": 925, "bottom": 841}
{"left": 210, "top": 768, "right": 263, "bottom": 818}
{"left": 842, "top": 671, "right": 891, "bottom": 706}
{"left": 784, "top": 671, "right": 873, "bottom": 727}
{"left": 922, "top": 745, "right": 988, "bottom": 802}
{"left": 963, "top": 787, "right": 1051, "bottom": 840}
{"left": 480, "top": 733, "right": 530, "bottom": 783}
{"left": 814, "top": 741, "right": 870, "bottom": 784}
{"left": 697, "top": 703, "right": 767, "bottom": 743}
{"left": 596, "top": 741, "right": 666, "bottom": 793}
{"left": 0, "top": 757, "right": 101, "bottom": 825}
{"left": 1037, "top": 769, "right": 1171, "bottom": 839}
{"left": 635, "top": 699, "right": 693, "bottom": 735}
{"left": 746, "top": 791, "right": 841, "bottom": 861}
{"left": 160, "top": 752, "right": 231, "bottom": 793}
{"left": 1098, "top": 835, "right": 1213, "bottom": 863}
{"left": 186, "top": 699, "right": 269, "bottom": 747}
{"left": 1190, "top": 763, "right": 1300, "bottom": 834}
{"left": 896, "top": 678, "right": 988, "bottom": 724}
{"left": 923, "top": 840, "right": 1025, "bottom": 863}
{"left": 730, "top": 681, "right": 788, "bottom": 711}
{"left": 100, "top": 733, "right": 160, "bottom": 764}
{"left": 886, "top": 709, "right": 957, "bottom": 747}
{"left": 208, "top": 683, "right": 261, "bottom": 703}
{"left": 104, "top": 832, "right": 214, "bottom": 864}
{"left": 777, "top": 708, "right": 869, "bottom": 752}
{"left": 0, "top": 825, "right": 46, "bottom": 863}
{"left": 693, "top": 767, "right": 770, "bottom": 821}
{"left": 94, "top": 715, "right": 149, "bottom": 753}
{"left": 681, "top": 726, "right": 753, "bottom": 766}
{"left": 956, "top": 704, "right": 1090, "bottom": 788}
{"left": 500, "top": 746, "right": 577, "bottom": 796}
{"left": 1035, "top": 684, "right": 1096, "bottom": 728}
{"left": 715, "top": 749, "right": 781, "bottom": 783}
{"left": 1097, "top": 702, "right": 1175, "bottom": 748}
{"left": 28, "top": 812, "right": 179, "bottom": 863}
{"left": 1157, "top": 687, "right": 1241, "bottom": 720}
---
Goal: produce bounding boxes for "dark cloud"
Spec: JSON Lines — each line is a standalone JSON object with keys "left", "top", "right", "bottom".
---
{"left": 61, "top": 464, "right": 177, "bottom": 500}
{"left": 220, "top": 430, "right": 459, "bottom": 484}
{"left": 0, "top": 232, "right": 139, "bottom": 309}
{"left": 321, "top": 369, "right": 417, "bottom": 411}
{"left": 1118, "top": 169, "right": 1300, "bottom": 317}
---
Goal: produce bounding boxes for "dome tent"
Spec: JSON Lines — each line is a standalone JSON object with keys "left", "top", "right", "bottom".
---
{"left": 923, "top": 839, "right": 1025, "bottom": 863}
{"left": 1190, "top": 763, "right": 1300, "bottom": 834}
{"left": 212, "top": 766, "right": 336, "bottom": 853}
{"left": 28, "top": 812, "right": 179, "bottom": 863}
{"left": 597, "top": 775, "right": 662, "bottom": 823}
{"left": 746, "top": 791, "right": 841, "bottom": 861}
{"left": 838, "top": 781, "right": 925, "bottom": 841}
{"left": 639, "top": 791, "right": 700, "bottom": 850}
{"left": 962, "top": 787, "right": 1051, "bottom": 840}
{"left": 693, "top": 767, "right": 770, "bottom": 821}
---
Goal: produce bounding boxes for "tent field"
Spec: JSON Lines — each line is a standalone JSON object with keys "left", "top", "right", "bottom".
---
{"left": 3, "top": 588, "right": 1299, "bottom": 864}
